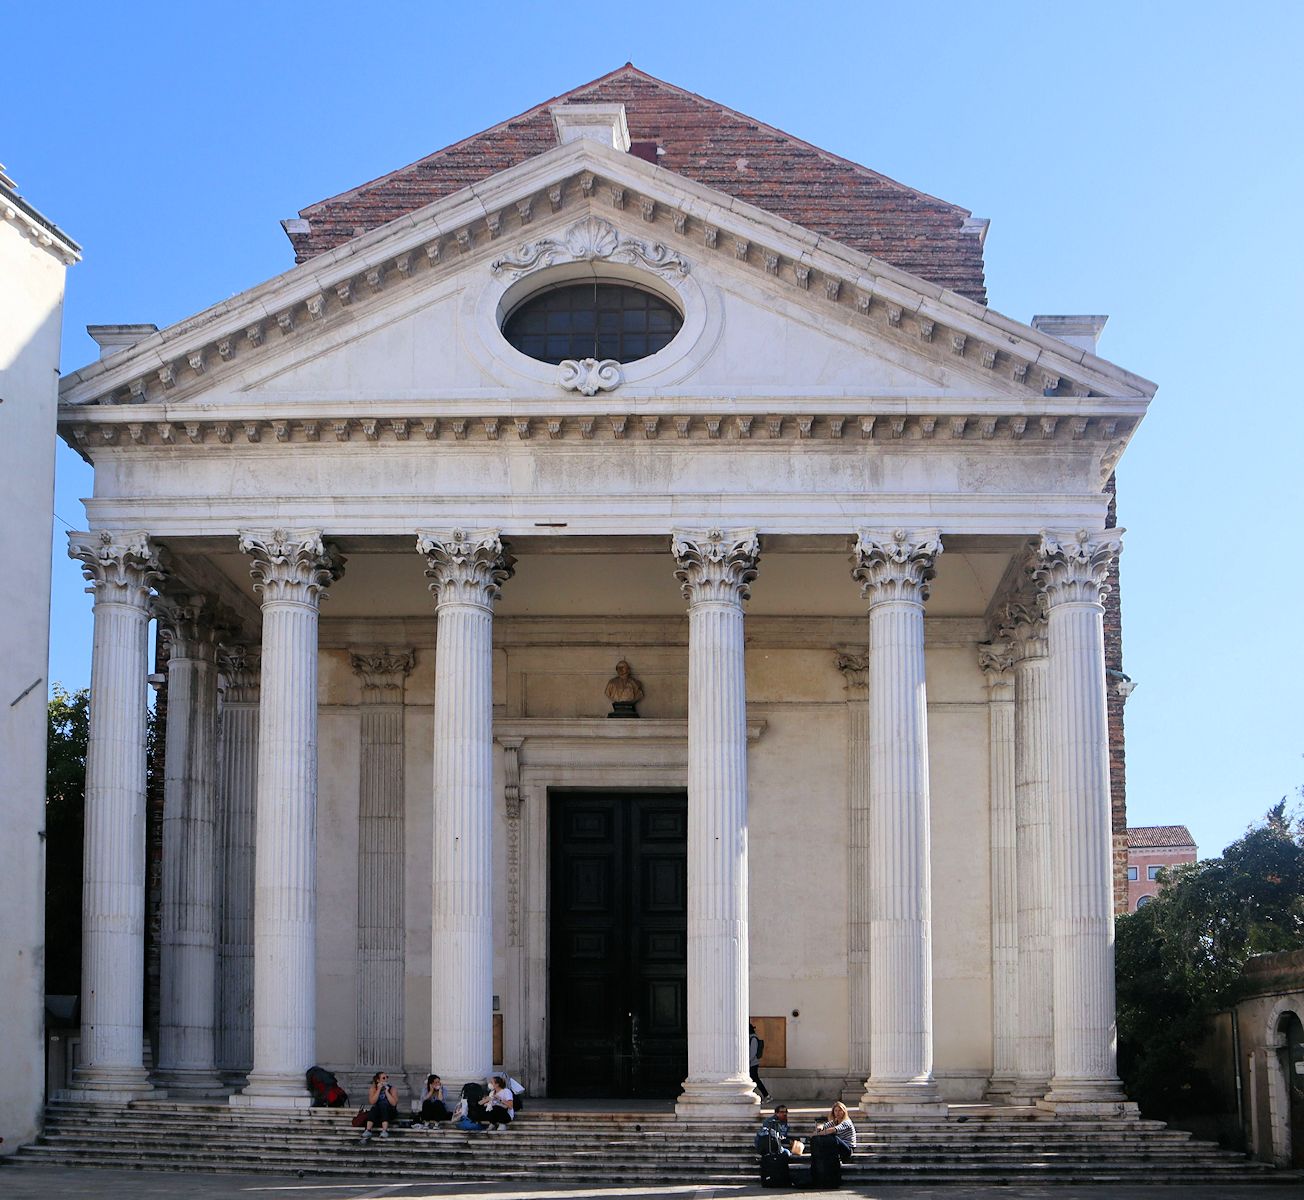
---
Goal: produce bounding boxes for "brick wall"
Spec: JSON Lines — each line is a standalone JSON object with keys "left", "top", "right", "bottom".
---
{"left": 1104, "top": 473, "right": 1130, "bottom": 915}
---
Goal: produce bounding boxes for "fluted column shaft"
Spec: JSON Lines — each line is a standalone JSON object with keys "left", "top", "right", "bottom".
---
{"left": 981, "top": 642, "right": 1019, "bottom": 1098}
{"left": 67, "top": 532, "right": 162, "bottom": 1099}
{"left": 418, "top": 530, "right": 513, "bottom": 1092}
{"left": 155, "top": 596, "right": 224, "bottom": 1091}
{"left": 852, "top": 529, "right": 945, "bottom": 1114}
{"left": 835, "top": 654, "right": 871, "bottom": 1101}
{"left": 1035, "top": 530, "right": 1130, "bottom": 1115}
{"left": 232, "top": 531, "right": 342, "bottom": 1107}
{"left": 1007, "top": 606, "right": 1054, "bottom": 1102}
{"left": 352, "top": 650, "right": 413, "bottom": 1069}
{"left": 216, "top": 647, "right": 259, "bottom": 1080}
{"left": 672, "top": 529, "right": 760, "bottom": 1116}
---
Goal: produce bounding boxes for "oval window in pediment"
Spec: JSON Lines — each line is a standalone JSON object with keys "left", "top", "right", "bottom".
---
{"left": 502, "top": 281, "right": 682, "bottom": 365}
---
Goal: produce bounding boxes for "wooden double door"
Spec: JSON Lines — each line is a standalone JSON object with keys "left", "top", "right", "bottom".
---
{"left": 548, "top": 790, "right": 688, "bottom": 1098}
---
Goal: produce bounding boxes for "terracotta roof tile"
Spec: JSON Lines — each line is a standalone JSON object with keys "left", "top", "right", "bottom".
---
{"left": 289, "top": 65, "right": 987, "bottom": 303}
{"left": 1127, "top": 825, "right": 1197, "bottom": 849}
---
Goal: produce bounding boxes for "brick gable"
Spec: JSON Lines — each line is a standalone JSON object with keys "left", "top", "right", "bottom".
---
{"left": 288, "top": 65, "right": 987, "bottom": 303}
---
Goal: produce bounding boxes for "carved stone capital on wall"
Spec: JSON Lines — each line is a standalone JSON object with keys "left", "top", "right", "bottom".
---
{"left": 350, "top": 648, "right": 415, "bottom": 701}
{"left": 851, "top": 528, "right": 942, "bottom": 605}
{"left": 237, "top": 529, "right": 344, "bottom": 607}
{"left": 834, "top": 651, "right": 869, "bottom": 692}
{"left": 416, "top": 528, "right": 515, "bottom": 610}
{"left": 1032, "top": 529, "right": 1124, "bottom": 608}
{"left": 153, "top": 591, "right": 230, "bottom": 663}
{"left": 978, "top": 640, "right": 1016, "bottom": 679}
{"left": 218, "top": 644, "right": 261, "bottom": 703}
{"left": 558, "top": 357, "right": 621, "bottom": 395}
{"left": 490, "top": 215, "right": 690, "bottom": 280}
{"left": 68, "top": 530, "right": 163, "bottom": 607}
{"left": 671, "top": 528, "right": 760, "bottom": 606}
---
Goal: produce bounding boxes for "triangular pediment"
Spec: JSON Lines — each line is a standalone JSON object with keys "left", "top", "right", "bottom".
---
{"left": 60, "top": 137, "right": 1153, "bottom": 435}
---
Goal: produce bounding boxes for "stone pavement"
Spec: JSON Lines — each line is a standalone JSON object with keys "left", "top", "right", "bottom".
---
{"left": 0, "top": 1166, "right": 1294, "bottom": 1200}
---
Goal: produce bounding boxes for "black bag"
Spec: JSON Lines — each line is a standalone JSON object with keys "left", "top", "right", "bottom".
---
{"left": 810, "top": 1136, "right": 842, "bottom": 1189}
{"left": 760, "top": 1151, "right": 791, "bottom": 1188}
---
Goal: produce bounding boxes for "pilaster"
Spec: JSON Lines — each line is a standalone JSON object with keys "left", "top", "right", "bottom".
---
{"left": 850, "top": 528, "right": 946, "bottom": 1116}
{"left": 979, "top": 639, "right": 1018, "bottom": 1100}
{"left": 351, "top": 648, "right": 413, "bottom": 1070}
{"left": 154, "top": 591, "right": 227, "bottom": 1094}
{"left": 1033, "top": 530, "right": 1135, "bottom": 1118}
{"left": 417, "top": 529, "right": 513, "bottom": 1094}
{"left": 65, "top": 531, "right": 163, "bottom": 1101}
{"left": 834, "top": 651, "right": 871, "bottom": 1104}
{"left": 231, "top": 530, "right": 343, "bottom": 1108}
{"left": 216, "top": 645, "right": 259, "bottom": 1082}
{"left": 671, "top": 528, "right": 761, "bottom": 1118}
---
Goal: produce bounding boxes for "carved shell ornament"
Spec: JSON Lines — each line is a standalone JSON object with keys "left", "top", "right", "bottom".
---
{"left": 490, "top": 216, "right": 690, "bottom": 280}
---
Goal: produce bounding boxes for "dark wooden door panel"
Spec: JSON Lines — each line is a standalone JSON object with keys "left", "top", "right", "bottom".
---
{"left": 549, "top": 790, "right": 687, "bottom": 1098}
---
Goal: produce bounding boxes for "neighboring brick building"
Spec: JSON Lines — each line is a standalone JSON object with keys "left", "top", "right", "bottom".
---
{"left": 1127, "top": 825, "right": 1197, "bottom": 911}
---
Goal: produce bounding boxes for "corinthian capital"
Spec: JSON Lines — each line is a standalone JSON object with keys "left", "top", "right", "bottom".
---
{"left": 218, "top": 644, "right": 261, "bottom": 703}
{"left": 351, "top": 648, "right": 415, "bottom": 700}
{"left": 237, "top": 529, "right": 344, "bottom": 606}
{"left": 416, "top": 529, "right": 514, "bottom": 609}
{"left": 851, "top": 528, "right": 942, "bottom": 605}
{"left": 1032, "top": 529, "right": 1123, "bottom": 608}
{"left": 153, "top": 591, "right": 230, "bottom": 662}
{"left": 998, "top": 596, "right": 1048, "bottom": 660}
{"left": 670, "top": 528, "right": 760, "bottom": 606}
{"left": 68, "top": 530, "right": 163, "bottom": 607}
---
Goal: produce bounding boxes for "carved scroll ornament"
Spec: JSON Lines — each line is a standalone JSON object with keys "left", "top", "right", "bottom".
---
{"left": 558, "top": 358, "right": 621, "bottom": 395}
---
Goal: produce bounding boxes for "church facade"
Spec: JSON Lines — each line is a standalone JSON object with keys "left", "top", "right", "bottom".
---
{"left": 55, "top": 67, "right": 1152, "bottom": 1118}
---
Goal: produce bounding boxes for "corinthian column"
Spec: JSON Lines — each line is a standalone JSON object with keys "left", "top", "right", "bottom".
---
{"left": 417, "top": 530, "right": 513, "bottom": 1093}
{"left": 352, "top": 648, "right": 414, "bottom": 1070}
{"left": 979, "top": 639, "right": 1018, "bottom": 1100}
{"left": 216, "top": 645, "right": 259, "bottom": 1082}
{"left": 1033, "top": 529, "right": 1133, "bottom": 1116}
{"left": 1004, "top": 599, "right": 1054, "bottom": 1103}
{"left": 671, "top": 528, "right": 761, "bottom": 1117}
{"left": 231, "top": 530, "right": 343, "bottom": 1107}
{"left": 154, "top": 592, "right": 226, "bottom": 1093}
{"left": 67, "top": 531, "right": 162, "bottom": 1100}
{"left": 851, "top": 528, "right": 945, "bottom": 1115}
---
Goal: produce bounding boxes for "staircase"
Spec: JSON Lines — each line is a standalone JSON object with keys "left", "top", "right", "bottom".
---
{"left": 6, "top": 1099, "right": 1296, "bottom": 1186}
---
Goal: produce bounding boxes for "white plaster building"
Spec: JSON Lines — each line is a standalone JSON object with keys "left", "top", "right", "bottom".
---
{"left": 0, "top": 166, "right": 79, "bottom": 1153}
{"left": 55, "top": 68, "right": 1152, "bottom": 1118}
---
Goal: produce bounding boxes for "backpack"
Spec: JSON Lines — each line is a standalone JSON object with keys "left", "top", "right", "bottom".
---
{"left": 306, "top": 1065, "right": 349, "bottom": 1108}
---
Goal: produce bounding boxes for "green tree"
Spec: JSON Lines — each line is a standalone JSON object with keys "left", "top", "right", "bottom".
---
{"left": 1116, "top": 801, "right": 1304, "bottom": 1116}
{"left": 45, "top": 685, "right": 90, "bottom": 997}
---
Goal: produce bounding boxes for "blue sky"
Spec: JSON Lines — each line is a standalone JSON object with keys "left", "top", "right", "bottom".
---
{"left": 9, "top": 1, "right": 1301, "bottom": 862}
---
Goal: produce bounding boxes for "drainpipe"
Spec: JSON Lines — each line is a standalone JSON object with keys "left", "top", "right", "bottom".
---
{"left": 1231, "top": 1009, "right": 1245, "bottom": 1149}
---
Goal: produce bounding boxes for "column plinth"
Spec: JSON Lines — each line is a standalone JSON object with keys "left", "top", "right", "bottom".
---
{"left": 851, "top": 529, "right": 946, "bottom": 1117}
{"left": 672, "top": 529, "right": 761, "bottom": 1118}
{"left": 65, "top": 531, "right": 163, "bottom": 1101}
{"left": 231, "top": 530, "right": 342, "bottom": 1108}
{"left": 1033, "top": 530, "right": 1136, "bottom": 1119}
{"left": 418, "top": 530, "right": 513, "bottom": 1095}
{"left": 154, "top": 593, "right": 227, "bottom": 1095}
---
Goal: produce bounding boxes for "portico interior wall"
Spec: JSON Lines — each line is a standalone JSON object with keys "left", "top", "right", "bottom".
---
{"left": 307, "top": 617, "right": 995, "bottom": 1096}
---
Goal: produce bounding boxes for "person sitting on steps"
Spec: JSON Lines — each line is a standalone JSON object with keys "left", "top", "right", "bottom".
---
{"left": 414, "top": 1073, "right": 451, "bottom": 1126}
{"left": 482, "top": 1073, "right": 515, "bottom": 1131}
{"left": 360, "top": 1071, "right": 398, "bottom": 1142}
{"left": 811, "top": 1101, "right": 856, "bottom": 1163}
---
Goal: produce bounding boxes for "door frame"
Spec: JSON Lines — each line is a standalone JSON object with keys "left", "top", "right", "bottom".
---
{"left": 495, "top": 717, "right": 765, "bottom": 1097}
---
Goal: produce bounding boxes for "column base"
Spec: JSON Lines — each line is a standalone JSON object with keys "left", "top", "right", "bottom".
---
{"left": 152, "top": 1067, "right": 227, "bottom": 1098}
{"left": 676, "top": 1078, "right": 761, "bottom": 1119}
{"left": 841, "top": 1075, "right": 869, "bottom": 1106}
{"left": 229, "top": 1071, "right": 314, "bottom": 1109}
{"left": 1007, "top": 1076, "right": 1051, "bottom": 1106}
{"left": 1037, "top": 1076, "right": 1138, "bottom": 1119}
{"left": 63, "top": 1065, "right": 157, "bottom": 1103}
{"left": 983, "top": 1073, "right": 1021, "bottom": 1103}
{"left": 859, "top": 1078, "right": 947, "bottom": 1118}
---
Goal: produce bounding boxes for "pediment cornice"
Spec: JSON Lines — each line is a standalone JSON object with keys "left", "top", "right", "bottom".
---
{"left": 59, "top": 139, "right": 1154, "bottom": 414}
